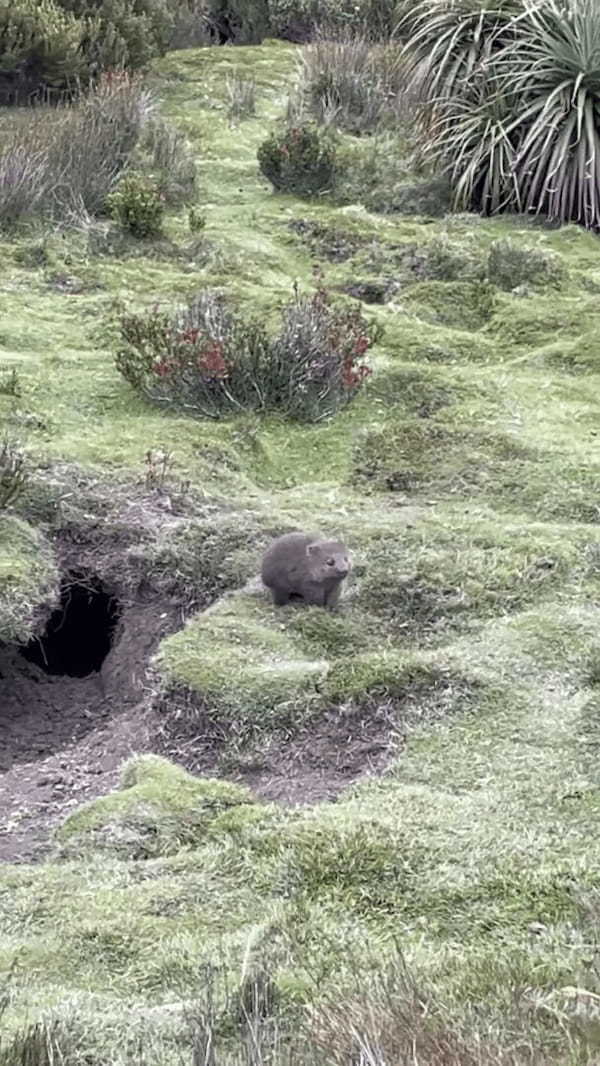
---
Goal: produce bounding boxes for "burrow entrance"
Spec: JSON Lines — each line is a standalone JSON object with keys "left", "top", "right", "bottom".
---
{"left": 20, "top": 573, "right": 121, "bottom": 678}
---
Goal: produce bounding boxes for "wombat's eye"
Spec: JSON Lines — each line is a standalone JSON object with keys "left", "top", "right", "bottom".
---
{"left": 326, "top": 558, "right": 335, "bottom": 566}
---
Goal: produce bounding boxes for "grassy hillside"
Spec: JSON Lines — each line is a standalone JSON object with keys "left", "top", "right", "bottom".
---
{"left": 2, "top": 38, "right": 600, "bottom": 1064}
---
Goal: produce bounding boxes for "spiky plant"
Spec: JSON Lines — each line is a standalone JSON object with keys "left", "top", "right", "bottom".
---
{"left": 397, "top": 0, "right": 520, "bottom": 108}
{"left": 403, "top": 0, "right": 600, "bottom": 229}
{"left": 506, "top": 0, "right": 600, "bottom": 227}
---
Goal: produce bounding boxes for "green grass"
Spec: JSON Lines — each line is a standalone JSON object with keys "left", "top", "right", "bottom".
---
{"left": 0, "top": 514, "right": 58, "bottom": 641}
{"left": 3, "top": 37, "right": 600, "bottom": 1065}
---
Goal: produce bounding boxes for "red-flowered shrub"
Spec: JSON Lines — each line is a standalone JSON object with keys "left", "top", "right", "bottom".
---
{"left": 115, "top": 284, "right": 379, "bottom": 422}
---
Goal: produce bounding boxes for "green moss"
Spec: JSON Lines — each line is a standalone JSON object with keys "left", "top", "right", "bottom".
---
{"left": 285, "top": 607, "right": 363, "bottom": 657}
{"left": 401, "top": 280, "right": 497, "bottom": 331}
{"left": 154, "top": 593, "right": 329, "bottom": 725}
{"left": 489, "top": 292, "right": 600, "bottom": 348}
{"left": 531, "top": 331, "right": 600, "bottom": 374}
{"left": 57, "top": 755, "right": 258, "bottom": 859}
{"left": 382, "top": 314, "right": 498, "bottom": 365}
{"left": 0, "top": 514, "right": 59, "bottom": 642}
{"left": 353, "top": 513, "right": 599, "bottom": 642}
{"left": 350, "top": 416, "right": 600, "bottom": 522}
{"left": 269, "top": 809, "right": 417, "bottom": 912}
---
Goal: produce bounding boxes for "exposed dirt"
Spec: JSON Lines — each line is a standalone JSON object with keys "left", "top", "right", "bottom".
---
{"left": 157, "top": 700, "right": 403, "bottom": 807}
{"left": 0, "top": 599, "right": 180, "bottom": 863}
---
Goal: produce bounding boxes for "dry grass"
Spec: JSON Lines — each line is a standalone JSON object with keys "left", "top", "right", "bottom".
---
{"left": 0, "top": 73, "right": 153, "bottom": 227}
{"left": 227, "top": 72, "right": 258, "bottom": 121}
{"left": 299, "top": 31, "right": 412, "bottom": 135}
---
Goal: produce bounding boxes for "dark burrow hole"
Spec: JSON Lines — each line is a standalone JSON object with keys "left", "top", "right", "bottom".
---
{"left": 20, "top": 574, "right": 120, "bottom": 678}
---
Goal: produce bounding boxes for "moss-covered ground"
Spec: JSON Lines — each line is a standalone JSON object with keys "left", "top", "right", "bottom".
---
{"left": 3, "top": 40, "right": 600, "bottom": 1063}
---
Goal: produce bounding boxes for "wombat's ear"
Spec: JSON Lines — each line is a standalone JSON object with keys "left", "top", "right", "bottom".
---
{"left": 306, "top": 542, "right": 318, "bottom": 556}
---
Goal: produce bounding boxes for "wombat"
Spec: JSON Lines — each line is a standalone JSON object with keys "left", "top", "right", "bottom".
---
{"left": 261, "top": 532, "right": 351, "bottom": 608}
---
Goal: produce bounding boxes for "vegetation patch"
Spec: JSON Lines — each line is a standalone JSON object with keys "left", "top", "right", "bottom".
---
{"left": 0, "top": 514, "right": 58, "bottom": 643}
{"left": 401, "top": 280, "right": 497, "bottom": 332}
{"left": 287, "top": 217, "right": 367, "bottom": 261}
{"left": 154, "top": 591, "right": 329, "bottom": 730}
{"left": 354, "top": 515, "right": 597, "bottom": 642}
{"left": 116, "top": 283, "right": 377, "bottom": 423}
{"left": 57, "top": 754, "right": 258, "bottom": 859}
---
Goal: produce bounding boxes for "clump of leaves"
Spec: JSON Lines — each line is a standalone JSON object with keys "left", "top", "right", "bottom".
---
{"left": 0, "top": 438, "right": 28, "bottom": 510}
{"left": 258, "top": 122, "right": 336, "bottom": 196}
{"left": 107, "top": 172, "right": 164, "bottom": 238}
{"left": 116, "top": 283, "right": 378, "bottom": 422}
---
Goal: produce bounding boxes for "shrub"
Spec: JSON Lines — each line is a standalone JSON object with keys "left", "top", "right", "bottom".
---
{"left": 115, "top": 283, "right": 378, "bottom": 422}
{"left": 299, "top": 33, "right": 409, "bottom": 135}
{"left": 0, "top": 0, "right": 171, "bottom": 104}
{"left": 402, "top": 0, "right": 600, "bottom": 229}
{"left": 486, "top": 238, "right": 565, "bottom": 291}
{"left": 168, "top": 0, "right": 212, "bottom": 49}
{"left": 0, "top": 438, "right": 28, "bottom": 510}
{"left": 57, "top": 0, "right": 173, "bottom": 71}
{"left": 108, "top": 172, "right": 164, "bottom": 237}
{"left": 0, "top": 0, "right": 87, "bottom": 104}
{"left": 269, "top": 0, "right": 398, "bottom": 41}
{"left": 258, "top": 123, "right": 336, "bottom": 197}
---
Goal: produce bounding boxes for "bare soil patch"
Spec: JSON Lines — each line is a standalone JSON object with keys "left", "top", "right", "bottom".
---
{"left": 154, "top": 698, "right": 403, "bottom": 807}
{"left": 0, "top": 597, "right": 179, "bottom": 863}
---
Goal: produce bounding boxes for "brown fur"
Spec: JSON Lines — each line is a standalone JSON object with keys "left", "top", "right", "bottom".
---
{"left": 261, "top": 532, "right": 351, "bottom": 608}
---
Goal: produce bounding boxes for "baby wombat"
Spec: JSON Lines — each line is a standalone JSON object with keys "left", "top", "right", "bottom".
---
{"left": 261, "top": 532, "right": 351, "bottom": 608}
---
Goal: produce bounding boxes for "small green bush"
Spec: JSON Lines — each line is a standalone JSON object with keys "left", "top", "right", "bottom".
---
{"left": 486, "top": 238, "right": 565, "bottom": 291}
{"left": 116, "top": 283, "right": 378, "bottom": 422}
{"left": 0, "top": 0, "right": 171, "bottom": 103}
{"left": 258, "top": 122, "right": 336, "bottom": 197}
{"left": 107, "top": 171, "right": 164, "bottom": 237}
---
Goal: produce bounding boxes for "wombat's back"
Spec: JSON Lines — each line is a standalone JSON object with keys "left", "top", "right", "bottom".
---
{"left": 261, "top": 532, "right": 315, "bottom": 590}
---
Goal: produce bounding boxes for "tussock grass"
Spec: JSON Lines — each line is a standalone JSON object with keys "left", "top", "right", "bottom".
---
{"left": 299, "top": 32, "right": 410, "bottom": 135}
{"left": 227, "top": 71, "right": 258, "bottom": 121}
